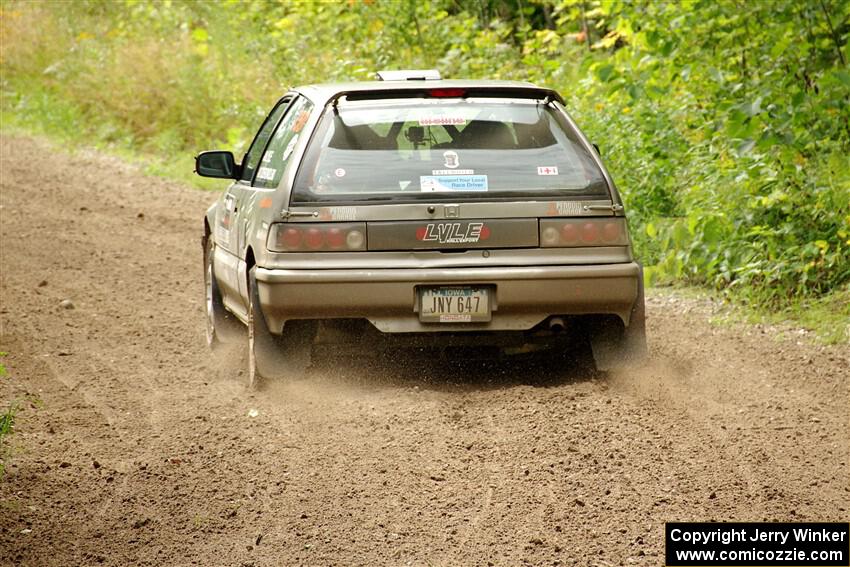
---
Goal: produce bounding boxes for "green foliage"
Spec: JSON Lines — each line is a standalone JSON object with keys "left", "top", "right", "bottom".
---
{"left": 568, "top": 0, "right": 850, "bottom": 308}
{"left": 1, "top": 0, "right": 848, "bottom": 316}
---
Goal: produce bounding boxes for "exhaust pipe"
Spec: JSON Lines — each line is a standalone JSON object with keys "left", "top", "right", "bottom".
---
{"left": 548, "top": 317, "right": 566, "bottom": 333}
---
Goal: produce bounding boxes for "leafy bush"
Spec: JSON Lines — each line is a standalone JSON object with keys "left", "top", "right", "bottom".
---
{"left": 564, "top": 1, "right": 850, "bottom": 308}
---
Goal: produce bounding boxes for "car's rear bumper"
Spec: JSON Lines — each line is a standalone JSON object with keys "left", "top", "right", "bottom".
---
{"left": 254, "top": 262, "right": 641, "bottom": 334}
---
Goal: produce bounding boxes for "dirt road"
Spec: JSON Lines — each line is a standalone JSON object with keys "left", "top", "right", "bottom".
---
{"left": 1, "top": 135, "right": 847, "bottom": 566}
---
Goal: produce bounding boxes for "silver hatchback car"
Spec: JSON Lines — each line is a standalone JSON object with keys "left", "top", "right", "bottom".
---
{"left": 197, "top": 71, "right": 646, "bottom": 385}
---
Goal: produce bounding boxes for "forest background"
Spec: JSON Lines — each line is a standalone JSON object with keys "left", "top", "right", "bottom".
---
{"left": 1, "top": 0, "right": 848, "bottom": 340}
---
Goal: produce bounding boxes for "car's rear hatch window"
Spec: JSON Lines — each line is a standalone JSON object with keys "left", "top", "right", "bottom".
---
{"left": 291, "top": 97, "right": 609, "bottom": 205}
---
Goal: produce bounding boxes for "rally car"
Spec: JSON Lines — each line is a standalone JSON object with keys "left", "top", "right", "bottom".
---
{"left": 197, "top": 70, "right": 646, "bottom": 385}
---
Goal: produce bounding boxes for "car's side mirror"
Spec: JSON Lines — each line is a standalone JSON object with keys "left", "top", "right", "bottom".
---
{"left": 195, "top": 151, "right": 240, "bottom": 179}
{"left": 592, "top": 142, "right": 600, "bottom": 155}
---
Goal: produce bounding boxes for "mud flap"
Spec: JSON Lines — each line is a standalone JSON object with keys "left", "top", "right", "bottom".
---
{"left": 591, "top": 265, "right": 648, "bottom": 370}
{"left": 248, "top": 267, "right": 315, "bottom": 384}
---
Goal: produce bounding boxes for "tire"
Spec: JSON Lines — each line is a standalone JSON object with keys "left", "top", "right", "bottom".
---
{"left": 204, "top": 236, "right": 244, "bottom": 347}
{"left": 247, "top": 266, "right": 313, "bottom": 388}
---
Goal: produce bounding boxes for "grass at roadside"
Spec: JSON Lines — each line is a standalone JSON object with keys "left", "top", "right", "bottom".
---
{"left": 1, "top": 103, "right": 225, "bottom": 192}
{"left": 0, "top": 353, "right": 15, "bottom": 478}
{"left": 0, "top": 404, "right": 15, "bottom": 477}
{"left": 738, "top": 288, "right": 850, "bottom": 345}
{"left": 652, "top": 285, "right": 850, "bottom": 346}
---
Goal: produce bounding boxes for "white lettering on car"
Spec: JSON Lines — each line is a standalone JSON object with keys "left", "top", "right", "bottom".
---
{"left": 421, "top": 222, "right": 484, "bottom": 244}
{"left": 419, "top": 117, "right": 466, "bottom": 126}
{"left": 556, "top": 201, "right": 583, "bottom": 215}
{"left": 319, "top": 206, "right": 357, "bottom": 221}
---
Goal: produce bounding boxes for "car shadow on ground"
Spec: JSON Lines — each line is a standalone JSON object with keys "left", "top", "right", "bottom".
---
{"left": 301, "top": 346, "right": 606, "bottom": 393}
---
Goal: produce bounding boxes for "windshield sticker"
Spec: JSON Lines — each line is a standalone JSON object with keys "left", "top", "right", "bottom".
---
{"left": 334, "top": 168, "right": 346, "bottom": 178}
{"left": 433, "top": 169, "right": 473, "bottom": 175}
{"left": 443, "top": 151, "right": 459, "bottom": 169}
{"left": 399, "top": 180, "right": 411, "bottom": 190}
{"left": 256, "top": 166, "right": 277, "bottom": 181}
{"left": 537, "top": 166, "right": 559, "bottom": 175}
{"left": 419, "top": 117, "right": 466, "bottom": 126}
{"left": 420, "top": 175, "right": 488, "bottom": 192}
{"left": 282, "top": 134, "right": 299, "bottom": 161}
{"left": 261, "top": 151, "right": 274, "bottom": 163}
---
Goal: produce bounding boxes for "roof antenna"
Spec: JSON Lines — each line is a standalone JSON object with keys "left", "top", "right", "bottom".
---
{"left": 376, "top": 69, "right": 441, "bottom": 81}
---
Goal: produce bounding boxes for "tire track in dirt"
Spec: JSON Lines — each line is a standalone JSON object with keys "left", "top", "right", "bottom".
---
{"left": 1, "top": 135, "right": 847, "bottom": 566}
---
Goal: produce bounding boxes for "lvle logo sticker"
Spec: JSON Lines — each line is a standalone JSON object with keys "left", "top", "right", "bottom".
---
{"left": 416, "top": 222, "right": 487, "bottom": 244}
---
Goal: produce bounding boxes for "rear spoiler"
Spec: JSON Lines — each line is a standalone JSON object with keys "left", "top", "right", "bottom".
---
{"left": 332, "top": 86, "right": 564, "bottom": 106}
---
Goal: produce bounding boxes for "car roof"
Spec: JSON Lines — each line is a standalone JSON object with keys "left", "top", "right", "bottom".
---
{"left": 292, "top": 79, "right": 565, "bottom": 107}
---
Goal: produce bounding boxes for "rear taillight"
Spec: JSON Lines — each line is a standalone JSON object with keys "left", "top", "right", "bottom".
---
{"left": 539, "top": 218, "right": 629, "bottom": 247}
{"left": 268, "top": 222, "right": 367, "bottom": 252}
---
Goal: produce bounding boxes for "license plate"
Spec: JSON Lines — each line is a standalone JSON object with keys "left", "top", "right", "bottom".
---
{"left": 419, "top": 286, "right": 491, "bottom": 323}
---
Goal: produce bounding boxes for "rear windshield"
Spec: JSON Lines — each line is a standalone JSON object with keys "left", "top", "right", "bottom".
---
{"left": 291, "top": 97, "right": 608, "bottom": 204}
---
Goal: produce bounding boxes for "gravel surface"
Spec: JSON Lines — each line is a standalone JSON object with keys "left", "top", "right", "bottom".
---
{"left": 1, "top": 135, "right": 847, "bottom": 566}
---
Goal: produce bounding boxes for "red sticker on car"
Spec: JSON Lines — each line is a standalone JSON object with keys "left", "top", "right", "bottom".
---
{"left": 292, "top": 111, "right": 310, "bottom": 133}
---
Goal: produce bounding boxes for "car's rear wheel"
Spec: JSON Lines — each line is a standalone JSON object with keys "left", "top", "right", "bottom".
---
{"left": 204, "top": 237, "right": 244, "bottom": 347}
{"left": 247, "top": 267, "right": 313, "bottom": 388}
